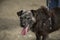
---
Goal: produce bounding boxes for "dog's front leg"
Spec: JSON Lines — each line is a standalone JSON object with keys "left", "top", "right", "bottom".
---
{"left": 42, "top": 34, "right": 48, "bottom": 40}
{"left": 36, "top": 33, "right": 41, "bottom": 40}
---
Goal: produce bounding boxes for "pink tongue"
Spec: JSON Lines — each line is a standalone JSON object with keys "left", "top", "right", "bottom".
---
{"left": 21, "top": 26, "right": 29, "bottom": 35}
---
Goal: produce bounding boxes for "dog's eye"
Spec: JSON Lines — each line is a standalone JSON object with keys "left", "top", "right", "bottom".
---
{"left": 24, "top": 16, "right": 27, "bottom": 18}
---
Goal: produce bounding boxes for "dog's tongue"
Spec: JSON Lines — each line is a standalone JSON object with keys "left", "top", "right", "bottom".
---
{"left": 21, "top": 25, "right": 29, "bottom": 35}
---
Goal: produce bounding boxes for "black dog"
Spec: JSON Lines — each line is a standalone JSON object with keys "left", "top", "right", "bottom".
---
{"left": 17, "top": 6, "right": 60, "bottom": 40}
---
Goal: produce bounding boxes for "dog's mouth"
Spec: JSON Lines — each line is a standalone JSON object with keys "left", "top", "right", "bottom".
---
{"left": 21, "top": 25, "right": 29, "bottom": 35}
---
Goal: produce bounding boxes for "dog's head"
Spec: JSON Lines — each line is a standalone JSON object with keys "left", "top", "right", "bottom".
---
{"left": 17, "top": 10, "right": 36, "bottom": 35}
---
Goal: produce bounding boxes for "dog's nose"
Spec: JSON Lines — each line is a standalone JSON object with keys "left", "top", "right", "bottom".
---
{"left": 20, "top": 24, "right": 24, "bottom": 27}
{"left": 20, "top": 22, "right": 25, "bottom": 27}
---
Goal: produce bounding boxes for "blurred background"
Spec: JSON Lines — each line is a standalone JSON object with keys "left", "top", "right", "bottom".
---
{"left": 0, "top": 0, "right": 60, "bottom": 40}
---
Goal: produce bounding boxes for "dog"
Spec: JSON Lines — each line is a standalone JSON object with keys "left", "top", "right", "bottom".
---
{"left": 17, "top": 6, "right": 60, "bottom": 40}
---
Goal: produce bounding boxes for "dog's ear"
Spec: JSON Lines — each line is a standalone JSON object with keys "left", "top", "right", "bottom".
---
{"left": 31, "top": 10, "right": 37, "bottom": 16}
{"left": 17, "top": 10, "right": 23, "bottom": 16}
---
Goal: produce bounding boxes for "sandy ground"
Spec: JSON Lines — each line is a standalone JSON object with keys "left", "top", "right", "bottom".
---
{"left": 0, "top": 0, "right": 60, "bottom": 40}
